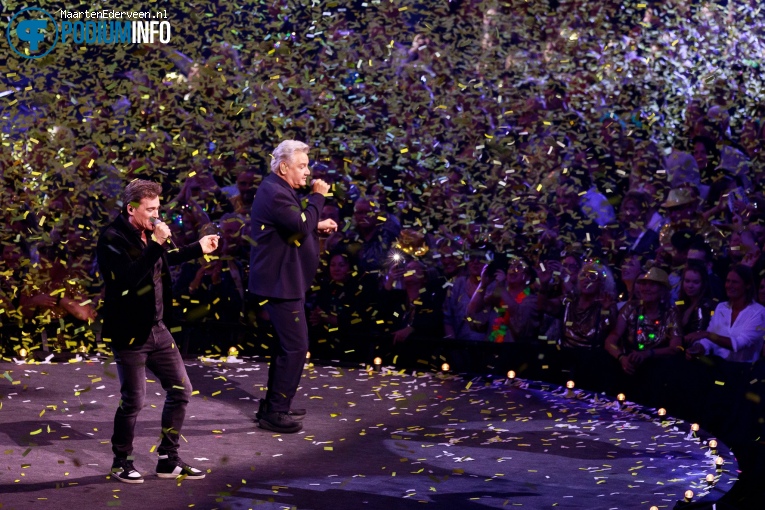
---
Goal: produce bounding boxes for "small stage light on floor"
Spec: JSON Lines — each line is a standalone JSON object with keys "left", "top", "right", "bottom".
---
{"left": 683, "top": 490, "right": 694, "bottom": 503}
{"left": 15, "top": 347, "right": 28, "bottom": 363}
{"left": 715, "top": 456, "right": 724, "bottom": 471}
{"left": 705, "top": 473, "right": 716, "bottom": 485}
{"left": 616, "top": 393, "right": 626, "bottom": 406}
{"left": 565, "top": 380, "right": 575, "bottom": 398}
{"left": 506, "top": 370, "right": 516, "bottom": 382}
{"left": 226, "top": 346, "right": 243, "bottom": 363}
{"left": 708, "top": 439, "right": 718, "bottom": 455}
{"left": 373, "top": 357, "right": 382, "bottom": 371}
{"left": 649, "top": 506, "right": 658, "bottom": 510}
{"left": 657, "top": 408, "right": 667, "bottom": 419}
{"left": 688, "top": 423, "right": 699, "bottom": 439}
{"left": 441, "top": 363, "right": 450, "bottom": 373}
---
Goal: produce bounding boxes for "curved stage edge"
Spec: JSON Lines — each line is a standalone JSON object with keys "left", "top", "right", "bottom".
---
{"left": 0, "top": 358, "right": 738, "bottom": 509}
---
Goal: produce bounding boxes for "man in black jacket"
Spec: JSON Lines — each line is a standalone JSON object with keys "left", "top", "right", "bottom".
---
{"left": 249, "top": 140, "right": 336, "bottom": 433}
{"left": 97, "top": 179, "right": 219, "bottom": 483}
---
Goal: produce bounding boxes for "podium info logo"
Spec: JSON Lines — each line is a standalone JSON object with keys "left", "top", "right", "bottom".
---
{"left": 7, "top": 7, "right": 59, "bottom": 59}
{"left": 7, "top": 6, "right": 172, "bottom": 59}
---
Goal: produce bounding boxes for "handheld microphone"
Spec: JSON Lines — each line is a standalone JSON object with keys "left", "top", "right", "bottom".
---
{"left": 149, "top": 217, "right": 178, "bottom": 249}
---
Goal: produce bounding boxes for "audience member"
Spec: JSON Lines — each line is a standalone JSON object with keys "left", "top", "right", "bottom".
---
{"left": 686, "top": 265, "right": 765, "bottom": 363}
{"left": 605, "top": 267, "right": 683, "bottom": 376}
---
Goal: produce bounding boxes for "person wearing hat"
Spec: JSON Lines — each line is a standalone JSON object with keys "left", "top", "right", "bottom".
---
{"left": 659, "top": 186, "right": 725, "bottom": 259}
{"left": 662, "top": 187, "right": 700, "bottom": 220}
{"left": 605, "top": 266, "right": 683, "bottom": 376}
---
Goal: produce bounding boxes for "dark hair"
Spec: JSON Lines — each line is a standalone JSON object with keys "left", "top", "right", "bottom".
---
{"left": 560, "top": 165, "right": 592, "bottom": 193}
{"left": 327, "top": 247, "right": 356, "bottom": 268}
{"left": 622, "top": 190, "right": 650, "bottom": 214}
{"left": 728, "top": 264, "right": 756, "bottom": 304}
{"left": 123, "top": 179, "right": 162, "bottom": 214}
{"left": 687, "top": 238, "right": 713, "bottom": 262}
{"left": 691, "top": 135, "right": 719, "bottom": 162}
{"left": 680, "top": 259, "right": 710, "bottom": 303}
{"left": 671, "top": 230, "right": 700, "bottom": 253}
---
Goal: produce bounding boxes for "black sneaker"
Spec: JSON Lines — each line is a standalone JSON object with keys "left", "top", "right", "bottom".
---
{"left": 156, "top": 455, "right": 206, "bottom": 479}
{"left": 255, "top": 398, "right": 306, "bottom": 421}
{"left": 111, "top": 457, "right": 144, "bottom": 484}
{"left": 258, "top": 411, "right": 303, "bottom": 433}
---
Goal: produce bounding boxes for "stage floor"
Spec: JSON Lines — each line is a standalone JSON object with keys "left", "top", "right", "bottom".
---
{"left": 0, "top": 358, "right": 736, "bottom": 509}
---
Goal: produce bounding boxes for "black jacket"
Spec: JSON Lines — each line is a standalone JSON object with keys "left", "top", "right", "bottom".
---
{"left": 248, "top": 172, "right": 324, "bottom": 299}
{"left": 97, "top": 214, "right": 202, "bottom": 349}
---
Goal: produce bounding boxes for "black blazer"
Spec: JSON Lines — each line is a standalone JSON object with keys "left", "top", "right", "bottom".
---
{"left": 97, "top": 214, "right": 202, "bottom": 349}
{"left": 248, "top": 172, "right": 324, "bottom": 299}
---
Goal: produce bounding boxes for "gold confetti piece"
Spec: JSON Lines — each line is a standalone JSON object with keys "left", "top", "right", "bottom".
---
{"left": 30, "top": 429, "right": 42, "bottom": 435}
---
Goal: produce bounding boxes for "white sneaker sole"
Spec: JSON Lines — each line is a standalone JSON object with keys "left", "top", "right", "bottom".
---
{"left": 112, "top": 473, "right": 144, "bottom": 484}
{"left": 157, "top": 471, "right": 205, "bottom": 479}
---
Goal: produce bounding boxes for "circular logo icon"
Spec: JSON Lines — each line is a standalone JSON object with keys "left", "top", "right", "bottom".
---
{"left": 7, "top": 7, "right": 58, "bottom": 59}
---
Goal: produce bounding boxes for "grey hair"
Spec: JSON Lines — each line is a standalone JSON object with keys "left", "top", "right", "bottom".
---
{"left": 270, "top": 140, "right": 310, "bottom": 173}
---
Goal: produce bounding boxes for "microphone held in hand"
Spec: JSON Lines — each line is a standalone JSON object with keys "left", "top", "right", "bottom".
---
{"left": 149, "top": 217, "right": 178, "bottom": 248}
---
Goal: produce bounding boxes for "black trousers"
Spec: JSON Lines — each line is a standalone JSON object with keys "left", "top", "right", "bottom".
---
{"left": 263, "top": 297, "right": 308, "bottom": 413}
{"left": 111, "top": 322, "right": 191, "bottom": 459}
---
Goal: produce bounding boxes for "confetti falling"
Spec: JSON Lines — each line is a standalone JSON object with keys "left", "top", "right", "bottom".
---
{"left": 1, "top": 1, "right": 764, "bottom": 506}
{"left": 0, "top": 358, "right": 737, "bottom": 508}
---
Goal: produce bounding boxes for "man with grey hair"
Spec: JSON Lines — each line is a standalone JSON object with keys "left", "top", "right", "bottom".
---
{"left": 98, "top": 179, "right": 219, "bottom": 483}
{"left": 249, "top": 140, "right": 337, "bottom": 433}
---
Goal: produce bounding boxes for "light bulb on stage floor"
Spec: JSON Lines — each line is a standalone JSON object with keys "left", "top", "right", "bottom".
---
{"left": 441, "top": 363, "right": 450, "bottom": 373}
{"left": 565, "top": 380, "right": 575, "bottom": 398}
{"left": 373, "top": 357, "right": 382, "bottom": 371}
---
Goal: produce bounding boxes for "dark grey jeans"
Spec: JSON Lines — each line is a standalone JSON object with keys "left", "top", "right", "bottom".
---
{"left": 111, "top": 322, "right": 191, "bottom": 459}
{"left": 262, "top": 297, "right": 308, "bottom": 413}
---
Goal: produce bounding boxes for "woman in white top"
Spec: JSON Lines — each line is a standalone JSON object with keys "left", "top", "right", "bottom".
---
{"left": 686, "top": 265, "right": 765, "bottom": 363}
